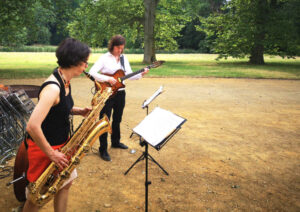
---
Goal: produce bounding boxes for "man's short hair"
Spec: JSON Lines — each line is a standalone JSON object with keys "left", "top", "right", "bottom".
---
{"left": 108, "top": 35, "right": 126, "bottom": 53}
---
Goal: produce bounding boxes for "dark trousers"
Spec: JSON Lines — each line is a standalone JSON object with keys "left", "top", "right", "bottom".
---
{"left": 99, "top": 90, "right": 126, "bottom": 152}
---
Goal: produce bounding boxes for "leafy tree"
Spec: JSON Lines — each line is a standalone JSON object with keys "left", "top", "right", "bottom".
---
{"left": 0, "top": 0, "right": 81, "bottom": 46}
{"left": 68, "top": 0, "right": 188, "bottom": 63}
{"left": 200, "top": 0, "right": 300, "bottom": 64}
{"left": 177, "top": 0, "right": 225, "bottom": 52}
{"left": 27, "top": 1, "right": 55, "bottom": 45}
{"left": 68, "top": 0, "right": 144, "bottom": 47}
{"left": 0, "top": 0, "right": 35, "bottom": 46}
{"left": 155, "top": 0, "right": 188, "bottom": 50}
{"left": 50, "top": 0, "right": 82, "bottom": 45}
{"left": 143, "top": 0, "right": 159, "bottom": 63}
{"left": 143, "top": 0, "right": 188, "bottom": 62}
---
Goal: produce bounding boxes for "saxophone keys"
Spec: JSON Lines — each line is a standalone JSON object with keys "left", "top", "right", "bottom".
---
{"left": 38, "top": 195, "right": 48, "bottom": 203}
{"left": 37, "top": 198, "right": 44, "bottom": 206}
{"left": 28, "top": 182, "right": 37, "bottom": 194}
{"left": 72, "top": 156, "right": 80, "bottom": 165}
{"left": 48, "top": 186, "right": 57, "bottom": 194}
{"left": 83, "top": 145, "right": 90, "bottom": 153}
{"left": 61, "top": 170, "right": 70, "bottom": 179}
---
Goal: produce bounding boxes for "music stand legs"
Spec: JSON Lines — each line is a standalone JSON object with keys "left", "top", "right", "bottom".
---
{"left": 124, "top": 142, "right": 168, "bottom": 212}
{"left": 124, "top": 152, "right": 145, "bottom": 175}
{"left": 124, "top": 143, "right": 169, "bottom": 176}
{"left": 147, "top": 153, "right": 169, "bottom": 175}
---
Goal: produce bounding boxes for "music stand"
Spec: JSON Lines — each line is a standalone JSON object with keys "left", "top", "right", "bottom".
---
{"left": 142, "top": 85, "right": 164, "bottom": 113}
{"left": 124, "top": 107, "right": 186, "bottom": 212}
{"left": 130, "top": 86, "right": 164, "bottom": 139}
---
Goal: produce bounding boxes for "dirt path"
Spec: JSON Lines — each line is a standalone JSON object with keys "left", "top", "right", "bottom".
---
{"left": 1, "top": 77, "right": 300, "bottom": 211}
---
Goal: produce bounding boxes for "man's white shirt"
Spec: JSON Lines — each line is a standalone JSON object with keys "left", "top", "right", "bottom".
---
{"left": 89, "top": 52, "right": 142, "bottom": 83}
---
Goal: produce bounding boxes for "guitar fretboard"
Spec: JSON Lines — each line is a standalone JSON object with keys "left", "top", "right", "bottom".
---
{"left": 121, "top": 65, "right": 151, "bottom": 81}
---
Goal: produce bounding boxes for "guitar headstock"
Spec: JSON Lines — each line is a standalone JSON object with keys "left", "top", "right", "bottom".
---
{"left": 148, "top": 60, "right": 165, "bottom": 69}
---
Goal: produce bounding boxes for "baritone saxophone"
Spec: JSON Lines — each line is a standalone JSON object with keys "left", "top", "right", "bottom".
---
{"left": 26, "top": 71, "right": 112, "bottom": 206}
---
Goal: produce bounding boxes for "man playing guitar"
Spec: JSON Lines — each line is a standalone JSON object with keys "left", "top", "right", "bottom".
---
{"left": 89, "top": 34, "right": 149, "bottom": 161}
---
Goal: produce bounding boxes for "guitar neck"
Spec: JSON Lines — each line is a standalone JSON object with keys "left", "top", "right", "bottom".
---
{"left": 121, "top": 66, "right": 150, "bottom": 81}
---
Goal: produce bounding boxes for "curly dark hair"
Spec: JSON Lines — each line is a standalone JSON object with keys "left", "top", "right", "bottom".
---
{"left": 108, "top": 35, "right": 126, "bottom": 53}
{"left": 56, "top": 38, "right": 90, "bottom": 68}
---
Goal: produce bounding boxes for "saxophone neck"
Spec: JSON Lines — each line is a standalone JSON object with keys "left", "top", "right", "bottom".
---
{"left": 83, "top": 71, "right": 95, "bottom": 81}
{"left": 83, "top": 71, "right": 101, "bottom": 91}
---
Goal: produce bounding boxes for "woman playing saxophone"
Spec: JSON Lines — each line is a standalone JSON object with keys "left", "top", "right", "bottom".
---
{"left": 23, "top": 38, "right": 91, "bottom": 212}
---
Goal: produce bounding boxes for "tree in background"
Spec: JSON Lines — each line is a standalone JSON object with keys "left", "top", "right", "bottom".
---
{"left": 26, "top": 1, "right": 55, "bottom": 45}
{"left": 143, "top": 0, "right": 188, "bottom": 62}
{"left": 68, "top": 0, "right": 144, "bottom": 47}
{"left": 0, "top": 0, "right": 35, "bottom": 46}
{"left": 200, "top": 0, "right": 300, "bottom": 64}
{"left": 2, "top": 0, "right": 298, "bottom": 62}
{"left": 143, "top": 0, "right": 159, "bottom": 63}
{"left": 50, "top": 0, "right": 82, "bottom": 45}
{"left": 68, "top": 0, "right": 188, "bottom": 63}
{"left": 177, "top": 0, "right": 225, "bottom": 52}
{"left": 0, "top": 0, "right": 81, "bottom": 46}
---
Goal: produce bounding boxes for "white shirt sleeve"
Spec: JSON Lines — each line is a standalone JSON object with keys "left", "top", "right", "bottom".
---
{"left": 89, "top": 55, "right": 111, "bottom": 82}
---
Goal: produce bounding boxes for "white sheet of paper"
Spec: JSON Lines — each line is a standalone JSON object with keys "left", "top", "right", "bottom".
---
{"left": 133, "top": 107, "right": 185, "bottom": 147}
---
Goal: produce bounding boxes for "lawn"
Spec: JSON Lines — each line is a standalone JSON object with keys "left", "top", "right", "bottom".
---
{"left": 0, "top": 52, "right": 299, "bottom": 79}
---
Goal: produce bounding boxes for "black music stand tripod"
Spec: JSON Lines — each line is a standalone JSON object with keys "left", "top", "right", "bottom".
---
{"left": 124, "top": 131, "right": 173, "bottom": 212}
{"left": 124, "top": 90, "right": 186, "bottom": 212}
{"left": 124, "top": 86, "right": 169, "bottom": 212}
{"left": 124, "top": 107, "right": 185, "bottom": 212}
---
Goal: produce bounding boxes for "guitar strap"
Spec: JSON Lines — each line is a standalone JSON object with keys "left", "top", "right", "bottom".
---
{"left": 120, "top": 54, "right": 125, "bottom": 73}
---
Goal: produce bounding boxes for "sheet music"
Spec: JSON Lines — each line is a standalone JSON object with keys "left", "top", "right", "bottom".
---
{"left": 133, "top": 107, "right": 186, "bottom": 147}
{"left": 142, "top": 86, "right": 164, "bottom": 108}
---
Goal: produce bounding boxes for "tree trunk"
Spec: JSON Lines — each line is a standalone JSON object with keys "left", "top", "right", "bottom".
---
{"left": 249, "top": 42, "right": 265, "bottom": 64}
{"left": 249, "top": 0, "right": 268, "bottom": 65}
{"left": 143, "top": 0, "right": 159, "bottom": 64}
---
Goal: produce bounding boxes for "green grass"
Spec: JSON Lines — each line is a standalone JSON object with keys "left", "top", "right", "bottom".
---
{"left": 0, "top": 52, "right": 299, "bottom": 79}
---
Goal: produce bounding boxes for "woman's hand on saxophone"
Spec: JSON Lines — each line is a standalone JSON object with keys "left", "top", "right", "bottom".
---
{"left": 80, "top": 107, "right": 92, "bottom": 117}
{"left": 71, "top": 106, "right": 92, "bottom": 117}
{"left": 48, "top": 150, "right": 69, "bottom": 170}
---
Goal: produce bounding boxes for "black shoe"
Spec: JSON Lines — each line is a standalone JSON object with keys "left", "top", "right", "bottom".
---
{"left": 111, "top": 142, "right": 128, "bottom": 149}
{"left": 99, "top": 150, "right": 111, "bottom": 161}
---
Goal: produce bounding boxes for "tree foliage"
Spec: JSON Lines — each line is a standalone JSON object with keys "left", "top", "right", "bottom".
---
{"left": 50, "top": 0, "right": 82, "bottom": 44}
{"left": 0, "top": 0, "right": 35, "bottom": 46}
{"left": 1, "top": 0, "right": 299, "bottom": 63}
{"left": 154, "top": 0, "right": 189, "bottom": 51}
{"left": 68, "top": 0, "right": 188, "bottom": 51}
{"left": 200, "top": 0, "right": 300, "bottom": 64}
{"left": 27, "top": 1, "right": 56, "bottom": 45}
{"left": 68, "top": 0, "right": 144, "bottom": 47}
{"left": 177, "top": 0, "right": 225, "bottom": 51}
{"left": 0, "top": 0, "right": 81, "bottom": 46}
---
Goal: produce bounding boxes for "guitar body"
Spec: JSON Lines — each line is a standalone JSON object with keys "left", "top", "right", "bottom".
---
{"left": 94, "top": 61, "right": 165, "bottom": 96}
{"left": 96, "top": 69, "right": 126, "bottom": 96}
{"left": 13, "top": 141, "right": 29, "bottom": 202}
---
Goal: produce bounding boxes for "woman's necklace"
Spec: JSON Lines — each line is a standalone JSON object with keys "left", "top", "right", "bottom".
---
{"left": 58, "top": 68, "right": 70, "bottom": 88}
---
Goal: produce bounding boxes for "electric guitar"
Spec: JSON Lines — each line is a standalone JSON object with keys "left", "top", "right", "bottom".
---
{"left": 95, "top": 60, "right": 165, "bottom": 96}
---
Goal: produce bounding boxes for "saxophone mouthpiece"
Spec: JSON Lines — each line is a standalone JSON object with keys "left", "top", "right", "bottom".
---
{"left": 83, "top": 71, "right": 95, "bottom": 82}
{"left": 83, "top": 71, "right": 101, "bottom": 92}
